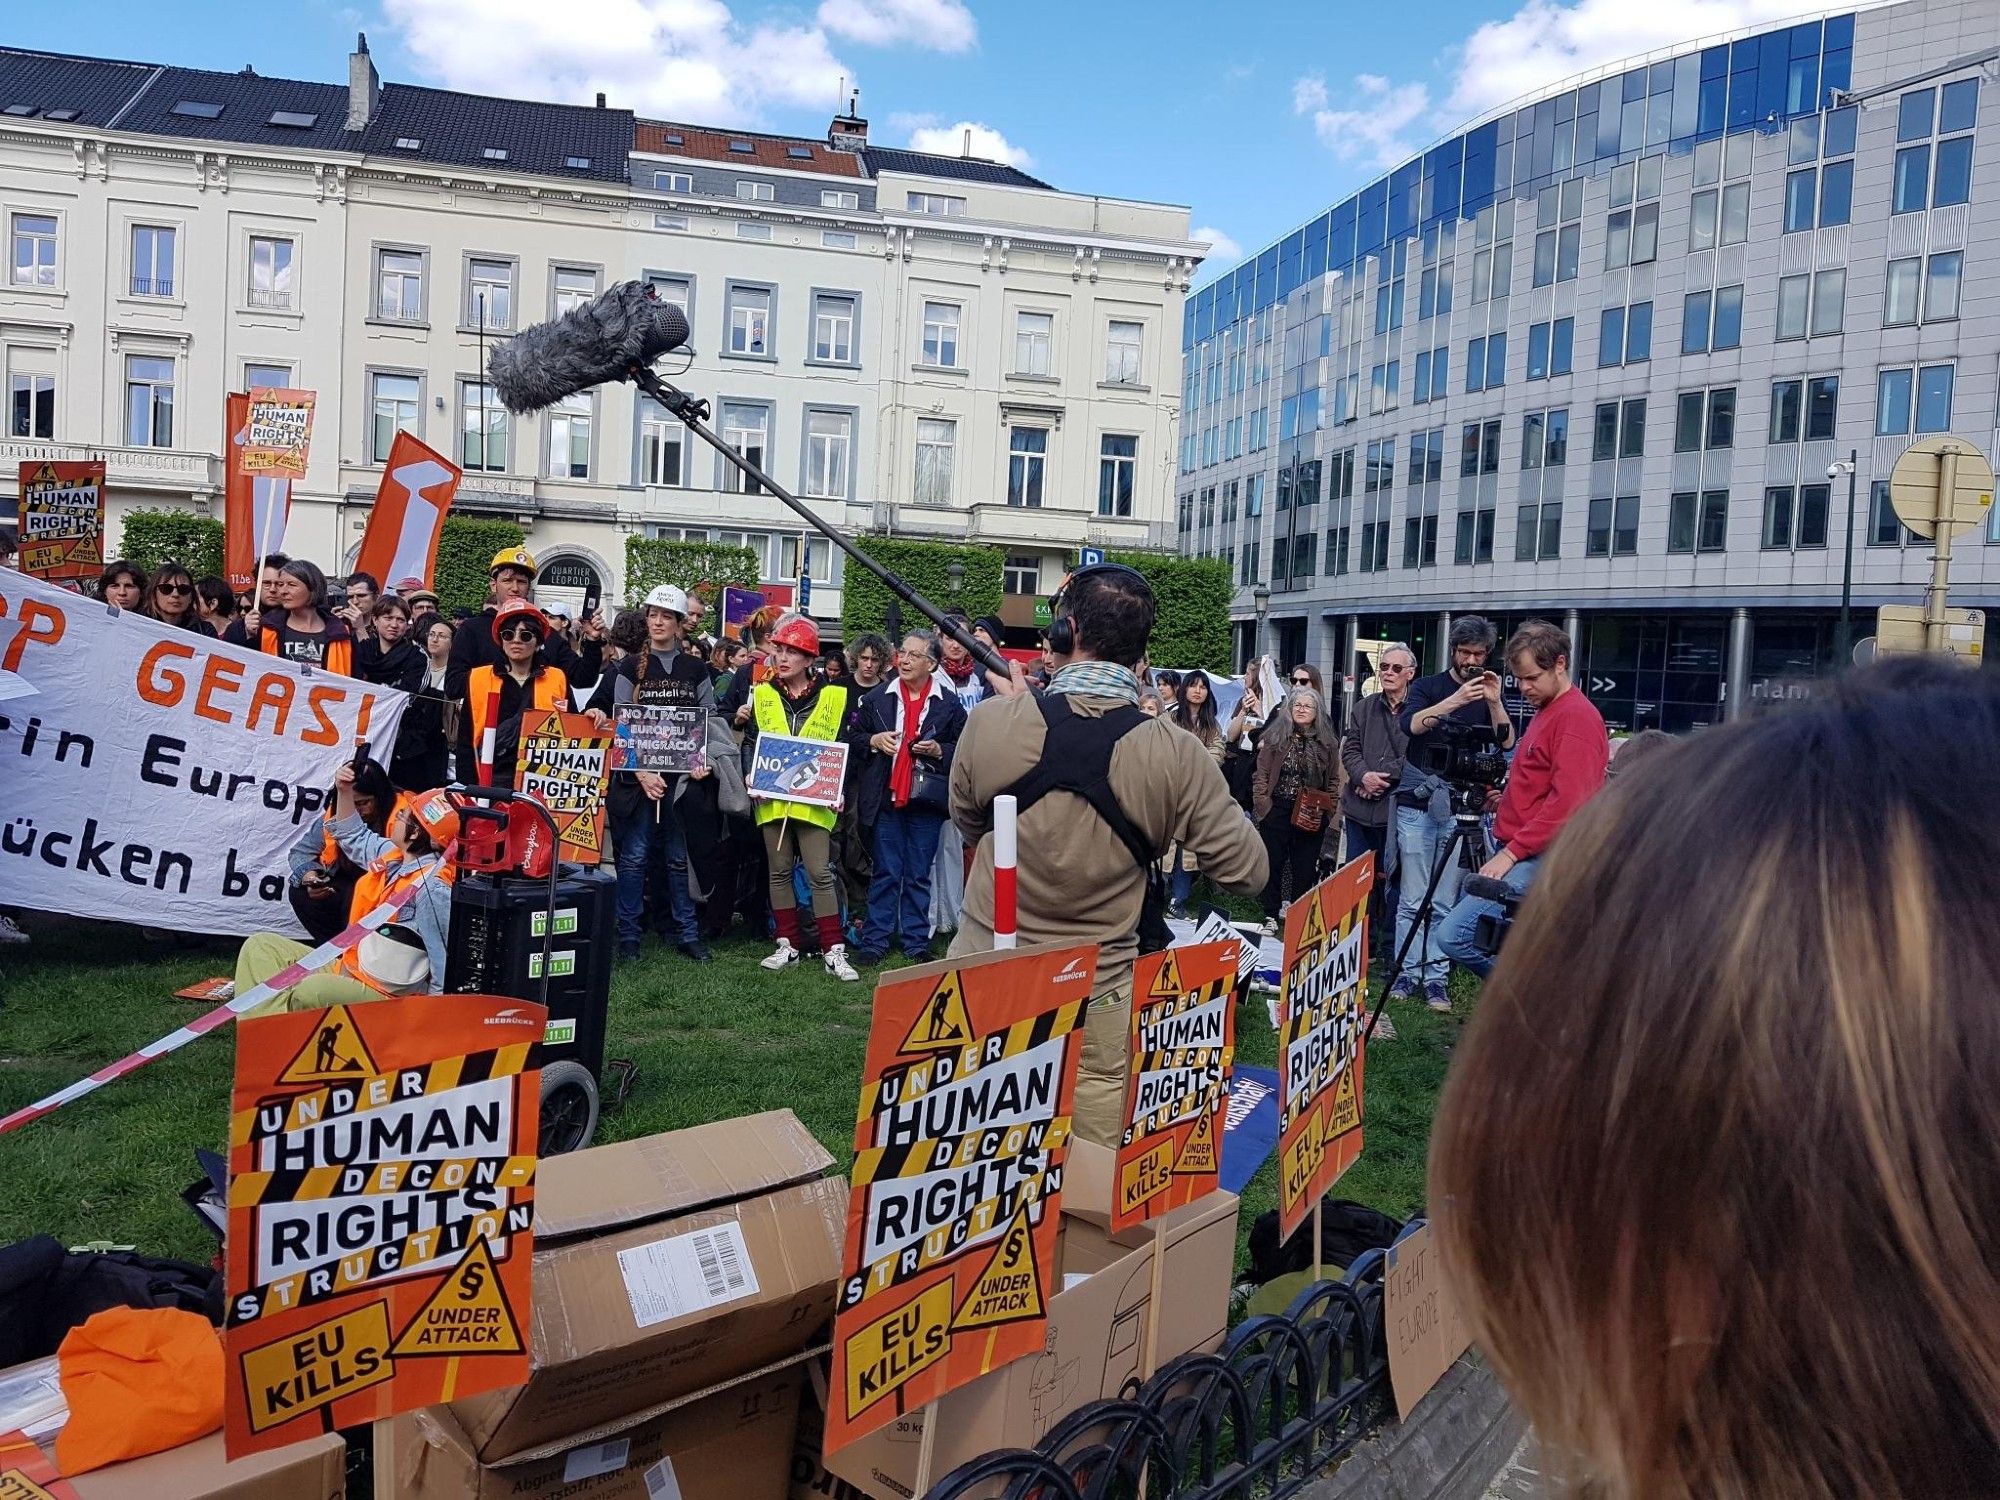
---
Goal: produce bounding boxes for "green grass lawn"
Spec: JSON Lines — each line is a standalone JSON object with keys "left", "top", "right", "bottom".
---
{"left": 0, "top": 914, "right": 1458, "bottom": 1266}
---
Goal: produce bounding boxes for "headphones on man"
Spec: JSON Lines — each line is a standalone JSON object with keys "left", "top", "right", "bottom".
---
{"left": 1046, "top": 562, "right": 1156, "bottom": 657}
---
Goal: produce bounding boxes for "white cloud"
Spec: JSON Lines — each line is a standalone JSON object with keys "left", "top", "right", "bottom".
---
{"left": 1446, "top": 0, "right": 1819, "bottom": 116}
{"left": 905, "top": 119, "right": 1032, "bottom": 168}
{"left": 1192, "top": 225, "right": 1243, "bottom": 264}
{"left": 817, "top": 0, "right": 976, "bottom": 51}
{"left": 1293, "top": 71, "right": 1432, "bottom": 170}
{"left": 380, "top": 0, "right": 963, "bottom": 124}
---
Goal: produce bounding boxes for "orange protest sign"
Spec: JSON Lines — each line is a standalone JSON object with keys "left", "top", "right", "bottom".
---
{"left": 351, "top": 431, "right": 461, "bottom": 593}
{"left": 1111, "top": 941, "right": 1236, "bottom": 1233}
{"left": 223, "top": 392, "right": 292, "bottom": 593}
{"left": 1275, "top": 855, "right": 1374, "bottom": 1241}
{"left": 16, "top": 460, "right": 104, "bottom": 583}
{"left": 223, "top": 994, "right": 543, "bottom": 1458}
{"left": 826, "top": 943, "right": 1096, "bottom": 1455}
{"left": 239, "top": 387, "right": 316, "bottom": 478}
{"left": 515, "top": 709, "right": 611, "bottom": 864}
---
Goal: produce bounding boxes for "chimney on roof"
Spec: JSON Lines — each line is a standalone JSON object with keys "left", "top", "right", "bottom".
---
{"left": 596, "top": 92, "right": 607, "bottom": 108}
{"left": 827, "top": 89, "right": 867, "bottom": 154}
{"left": 347, "top": 32, "right": 378, "bottom": 132}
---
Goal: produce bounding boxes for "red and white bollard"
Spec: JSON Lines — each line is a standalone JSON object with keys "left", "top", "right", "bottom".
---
{"left": 992, "top": 794, "right": 1018, "bottom": 950}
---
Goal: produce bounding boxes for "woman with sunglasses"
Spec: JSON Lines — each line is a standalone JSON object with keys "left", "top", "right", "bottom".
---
{"left": 1250, "top": 687, "right": 1339, "bottom": 935}
{"left": 461, "top": 598, "right": 570, "bottom": 786}
{"left": 1339, "top": 644, "right": 1415, "bottom": 965}
{"left": 141, "top": 561, "right": 215, "bottom": 636}
{"left": 97, "top": 561, "right": 147, "bottom": 611}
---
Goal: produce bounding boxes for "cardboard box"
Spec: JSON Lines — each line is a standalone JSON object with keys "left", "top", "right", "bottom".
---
{"left": 64, "top": 1431, "right": 346, "bottom": 1500}
{"left": 380, "top": 1366, "right": 802, "bottom": 1500}
{"left": 824, "top": 1143, "right": 1238, "bottom": 1500}
{"left": 413, "top": 1110, "right": 846, "bottom": 1466}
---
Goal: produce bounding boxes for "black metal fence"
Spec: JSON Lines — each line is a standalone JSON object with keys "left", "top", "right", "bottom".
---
{"left": 924, "top": 1248, "right": 1393, "bottom": 1500}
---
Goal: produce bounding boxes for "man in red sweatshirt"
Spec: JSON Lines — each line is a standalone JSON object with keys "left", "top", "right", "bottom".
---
{"left": 1438, "top": 618, "right": 1608, "bottom": 980}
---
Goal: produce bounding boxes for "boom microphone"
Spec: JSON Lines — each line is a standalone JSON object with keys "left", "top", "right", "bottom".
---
{"left": 488, "top": 280, "right": 689, "bottom": 414}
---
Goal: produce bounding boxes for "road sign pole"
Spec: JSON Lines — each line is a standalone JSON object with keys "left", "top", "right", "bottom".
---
{"left": 1835, "top": 448, "right": 1857, "bottom": 670}
{"left": 1926, "top": 449, "right": 1958, "bottom": 652}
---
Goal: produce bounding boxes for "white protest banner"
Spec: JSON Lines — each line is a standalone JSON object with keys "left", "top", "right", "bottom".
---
{"left": 0, "top": 569, "right": 407, "bottom": 936}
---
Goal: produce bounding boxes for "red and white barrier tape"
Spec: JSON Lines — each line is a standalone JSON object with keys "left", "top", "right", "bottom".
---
{"left": 0, "top": 878, "right": 430, "bottom": 1137}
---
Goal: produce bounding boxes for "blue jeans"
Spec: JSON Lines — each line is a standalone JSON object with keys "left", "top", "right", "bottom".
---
{"left": 613, "top": 795, "right": 697, "bottom": 946}
{"left": 1437, "top": 856, "right": 1540, "bottom": 980}
{"left": 863, "top": 806, "right": 945, "bottom": 957}
{"left": 1394, "top": 801, "right": 1462, "bottom": 984}
{"left": 1168, "top": 846, "right": 1194, "bottom": 910}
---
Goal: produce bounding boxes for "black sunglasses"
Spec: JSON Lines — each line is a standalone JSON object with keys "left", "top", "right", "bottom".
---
{"left": 498, "top": 623, "right": 544, "bottom": 642}
{"left": 158, "top": 582, "right": 192, "bottom": 595}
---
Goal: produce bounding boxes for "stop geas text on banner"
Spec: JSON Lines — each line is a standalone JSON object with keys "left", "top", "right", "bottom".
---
{"left": 1112, "top": 941, "right": 1237, "bottom": 1234}
{"left": 0, "top": 568, "right": 407, "bottom": 935}
{"left": 224, "top": 993, "right": 542, "bottom": 1457}
{"left": 1275, "top": 855, "right": 1374, "bottom": 1241}
{"left": 16, "top": 459, "right": 104, "bottom": 583}
{"left": 826, "top": 943, "right": 1097, "bottom": 1454}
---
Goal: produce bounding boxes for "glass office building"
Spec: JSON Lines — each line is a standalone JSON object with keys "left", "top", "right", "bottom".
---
{"left": 1182, "top": 0, "right": 1995, "bottom": 730}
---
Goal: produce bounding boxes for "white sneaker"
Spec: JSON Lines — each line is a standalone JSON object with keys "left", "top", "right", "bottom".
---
{"left": 824, "top": 944, "right": 860, "bottom": 983}
{"left": 1259, "top": 918, "right": 1278, "bottom": 937}
{"left": 760, "top": 938, "right": 800, "bottom": 971}
{"left": 0, "top": 914, "right": 26, "bottom": 945}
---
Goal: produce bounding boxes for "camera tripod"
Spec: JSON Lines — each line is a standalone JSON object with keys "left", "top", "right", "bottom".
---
{"left": 1364, "top": 784, "right": 1491, "bottom": 1042}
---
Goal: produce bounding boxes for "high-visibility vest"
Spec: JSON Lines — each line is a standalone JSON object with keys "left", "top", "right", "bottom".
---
{"left": 260, "top": 625, "right": 352, "bottom": 676}
{"left": 335, "top": 853, "right": 453, "bottom": 989}
{"left": 466, "top": 665, "right": 568, "bottom": 756}
{"left": 751, "top": 682, "right": 847, "bottom": 831}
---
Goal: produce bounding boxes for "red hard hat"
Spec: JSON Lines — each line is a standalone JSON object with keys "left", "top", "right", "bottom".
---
{"left": 491, "top": 598, "right": 550, "bottom": 644}
{"left": 768, "top": 611, "right": 819, "bottom": 655}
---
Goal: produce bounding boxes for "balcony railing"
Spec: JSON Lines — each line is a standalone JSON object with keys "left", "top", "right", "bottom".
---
{"left": 247, "top": 287, "right": 293, "bottom": 310}
{"left": 128, "top": 278, "right": 175, "bottom": 298}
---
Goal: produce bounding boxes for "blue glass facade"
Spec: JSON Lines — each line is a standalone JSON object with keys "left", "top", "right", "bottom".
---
{"left": 1185, "top": 15, "right": 1854, "bottom": 352}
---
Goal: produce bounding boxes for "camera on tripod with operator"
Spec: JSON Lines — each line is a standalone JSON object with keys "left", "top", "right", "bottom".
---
{"left": 1411, "top": 716, "right": 1508, "bottom": 818}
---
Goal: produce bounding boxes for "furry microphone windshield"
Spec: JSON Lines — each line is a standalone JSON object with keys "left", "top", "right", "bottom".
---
{"left": 487, "top": 280, "right": 691, "bottom": 414}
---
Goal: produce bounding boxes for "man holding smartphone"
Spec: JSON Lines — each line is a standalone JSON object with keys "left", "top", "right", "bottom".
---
{"left": 1392, "top": 616, "right": 1517, "bottom": 1009}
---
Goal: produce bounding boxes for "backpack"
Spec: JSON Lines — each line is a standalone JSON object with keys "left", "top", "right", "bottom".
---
{"left": 998, "top": 694, "right": 1172, "bottom": 955}
{"left": 1245, "top": 1199, "right": 1408, "bottom": 1285}
{"left": 0, "top": 1237, "right": 223, "bottom": 1365}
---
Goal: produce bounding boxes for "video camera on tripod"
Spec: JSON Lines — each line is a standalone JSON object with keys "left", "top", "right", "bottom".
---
{"left": 1412, "top": 720, "right": 1508, "bottom": 815}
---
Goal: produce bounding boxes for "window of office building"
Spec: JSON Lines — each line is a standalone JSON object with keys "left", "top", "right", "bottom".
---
{"left": 1466, "top": 333, "right": 1507, "bottom": 393}
{"left": 1533, "top": 177, "right": 1585, "bottom": 287}
{"left": 1006, "top": 426, "right": 1046, "bottom": 507}
{"left": 468, "top": 257, "right": 514, "bottom": 330}
{"left": 640, "top": 406, "right": 685, "bottom": 486}
{"left": 1674, "top": 387, "right": 1735, "bottom": 452}
{"left": 1521, "top": 409, "right": 1569, "bottom": 469}
{"left": 720, "top": 402, "right": 769, "bottom": 493}
{"left": 1688, "top": 134, "right": 1752, "bottom": 251}
{"left": 726, "top": 285, "right": 771, "bottom": 356}
{"left": 1105, "top": 320, "right": 1143, "bottom": 384}
{"left": 1876, "top": 364, "right": 1954, "bottom": 435}
{"left": 11, "top": 212, "right": 57, "bottom": 286}
{"left": 1587, "top": 494, "right": 1639, "bottom": 557}
{"left": 375, "top": 247, "right": 424, "bottom": 321}
{"left": 1515, "top": 496, "right": 1563, "bottom": 562}
{"left": 369, "top": 373, "right": 419, "bottom": 461}
{"left": 124, "top": 354, "right": 175, "bottom": 447}
{"left": 7, "top": 359, "right": 54, "bottom": 440}
{"left": 803, "top": 408, "right": 851, "bottom": 498}
{"left": 1668, "top": 489, "right": 1729, "bottom": 553}
{"left": 459, "top": 380, "right": 506, "bottom": 471}
{"left": 248, "top": 235, "right": 294, "bottom": 308}
{"left": 1762, "top": 482, "right": 1830, "bottom": 549}
{"left": 1681, "top": 284, "right": 1743, "bottom": 354}
{"left": 1098, "top": 434, "right": 1137, "bottom": 517}
{"left": 914, "top": 417, "right": 955, "bottom": 504}
{"left": 1014, "top": 310, "right": 1053, "bottom": 375}
{"left": 921, "top": 300, "right": 960, "bottom": 367}
{"left": 1526, "top": 318, "right": 1573, "bottom": 380}
{"left": 1893, "top": 78, "right": 1976, "bottom": 214}
{"left": 1589, "top": 398, "right": 1646, "bottom": 461}
{"left": 1606, "top": 158, "right": 1662, "bottom": 269}
{"left": 548, "top": 392, "right": 591, "bottom": 479}
{"left": 1598, "top": 301, "right": 1652, "bottom": 367}
{"left": 1885, "top": 251, "right": 1963, "bottom": 326}
{"left": 811, "top": 292, "right": 856, "bottom": 363}
{"left": 130, "top": 225, "right": 175, "bottom": 298}
{"left": 1784, "top": 105, "right": 1857, "bottom": 231}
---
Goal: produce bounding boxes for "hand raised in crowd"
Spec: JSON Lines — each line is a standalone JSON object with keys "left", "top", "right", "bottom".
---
{"left": 580, "top": 612, "right": 607, "bottom": 642}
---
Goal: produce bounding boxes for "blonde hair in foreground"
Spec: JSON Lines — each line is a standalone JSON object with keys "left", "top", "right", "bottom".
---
{"left": 1430, "top": 657, "right": 2000, "bottom": 1498}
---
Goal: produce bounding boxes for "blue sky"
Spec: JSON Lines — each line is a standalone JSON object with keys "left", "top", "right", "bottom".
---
{"left": 5, "top": 0, "right": 1806, "bottom": 280}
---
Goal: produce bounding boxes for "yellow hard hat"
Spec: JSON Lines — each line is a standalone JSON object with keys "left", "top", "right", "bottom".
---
{"left": 488, "top": 545, "right": 538, "bottom": 577}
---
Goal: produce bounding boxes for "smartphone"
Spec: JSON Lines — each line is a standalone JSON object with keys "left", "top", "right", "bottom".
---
{"left": 581, "top": 581, "right": 602, "bottom": 624}
{"left": 351, "top": 738, "right": 370, "bottom": 772}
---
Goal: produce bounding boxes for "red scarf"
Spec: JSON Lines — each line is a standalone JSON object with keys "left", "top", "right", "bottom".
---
{"left": 941, "top": 654, "right": 976, "bottom": 686}
{"left": 889, "top": 679, "right": 928, "bottom": 808}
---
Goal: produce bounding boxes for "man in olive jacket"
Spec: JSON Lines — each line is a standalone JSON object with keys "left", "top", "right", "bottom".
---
{"left": 948, "top": 567, "right": 1267, "bottom": 1146}
{"left": 1339, "top": 643, "right": 1415, "bottom": 963}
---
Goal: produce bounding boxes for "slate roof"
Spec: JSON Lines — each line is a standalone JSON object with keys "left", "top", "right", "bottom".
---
{"left": 114, "top": 66, "right": 354, "bottom": 152}
{"left": 861, "top": 147, "right": 1052, "bottom": 191}
{"left": 0, "top": 47, "right": 159, "bottom": 127}
{"left": 359, "top": 85, "right": 633, "bottom": 184}
{"left": 635, "top": 121, "right": 863, "bottom": 178}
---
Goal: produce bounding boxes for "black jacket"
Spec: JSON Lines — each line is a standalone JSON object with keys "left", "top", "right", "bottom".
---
{"left": 357, "top": 636, "right": 425, "bottom": 693}
{"left": 588, "top": 648, "right": 715, "bottom": 822}
{"left": 446, "top": 604, "right": 601, "bottom": 704}
{"left": 846, "top": 678, "right": 966, "bottom": 828}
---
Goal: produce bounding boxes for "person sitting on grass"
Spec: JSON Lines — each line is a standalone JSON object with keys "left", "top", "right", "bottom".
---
{"left": 286, "top": 759, "right": 396, "bottom": 943}
{"left": 236, "top": 763, "right": 456, "bottom": 1014}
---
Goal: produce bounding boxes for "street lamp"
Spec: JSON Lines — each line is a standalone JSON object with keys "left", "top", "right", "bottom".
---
{"left": 1252, "top": 581, "right": 1271, "bottom": 666}
{"left": 1829, "top": 450, "right": 1859, "bottom": 668}
{"left": 946, "top": 559, "right": 964, "bottom": 595}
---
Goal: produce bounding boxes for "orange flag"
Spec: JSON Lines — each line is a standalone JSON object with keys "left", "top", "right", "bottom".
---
{"left": 352, "top": 431, "right": 462, "bottom": 593}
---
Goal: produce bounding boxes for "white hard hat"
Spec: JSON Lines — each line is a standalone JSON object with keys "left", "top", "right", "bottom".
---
{"left": 644, "top": 584, "right": 689, "bottom": 617}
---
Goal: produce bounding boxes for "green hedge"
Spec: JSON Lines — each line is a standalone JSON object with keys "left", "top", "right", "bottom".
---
{"left": 839, "top": 536, "right": 1004, "bottom": 641}
{"left": 116, "top": 508, "right": 224, "bottom": 579}
{"left": 434, "top": 517, "right": 525, "bottom": 614}
{"left": 623, "top": 538, "right": 760, "bottom": 608}
{"left": 1110, "top": 551, "right": 1233, "bottom": 672}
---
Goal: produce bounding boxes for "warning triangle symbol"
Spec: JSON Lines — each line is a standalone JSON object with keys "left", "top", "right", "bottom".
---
{"left": 26, "top": 461, "right": 57, "bottom": 485}
{"left": 275, "top": 1004, "right": 379, "bottom": 1085}
{"left": 901, "top": 970, "right": 974, "bottom": 1054}
{"left": 1145, "top": 949, "right": 1185, "bottom": 1001}
{"left": 1328, "top": 1067, "right": 1360, "bottom": 1135}
{"left": 952, "top": 1209, "right": 1045, "bottom": 1332}
{"left": 390, "top": 1236, "right": 524, "bottom": 1358}
{"left": 1293, "top": 892, "right": 1329, "bottom": 954}
{"left": 1176, "top": 1108, "right": 1218, "bottom": 1174}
